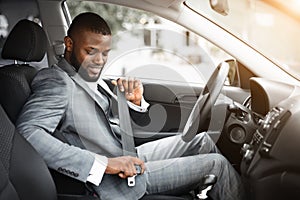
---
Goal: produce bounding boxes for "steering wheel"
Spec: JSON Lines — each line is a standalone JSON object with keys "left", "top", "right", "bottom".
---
{"left": 181, "top": 61, "right": 230, "bottom": 142}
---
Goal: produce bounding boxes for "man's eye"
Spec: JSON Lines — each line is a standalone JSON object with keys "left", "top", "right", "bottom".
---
{"left": 103, "top": 51, "right": 110, "bottom": 57}
{"left": 86, "top": 49, "right": 95, "bottom": 55}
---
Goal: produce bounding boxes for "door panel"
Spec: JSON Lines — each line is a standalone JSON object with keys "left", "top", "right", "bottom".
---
{"left": 135, "top": 82, "right": 201, "bottom": 133}
{"left": 138, "top": 81, "right": 250, "bottom": 135}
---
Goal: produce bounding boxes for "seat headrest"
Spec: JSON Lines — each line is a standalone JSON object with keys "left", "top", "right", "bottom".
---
{"left": 1, "top": 19, "right": 47, "bottom": 62}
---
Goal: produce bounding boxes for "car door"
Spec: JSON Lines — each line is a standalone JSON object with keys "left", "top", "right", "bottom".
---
{"left": 102, "top": 22, "right": 250, "bottom": 137}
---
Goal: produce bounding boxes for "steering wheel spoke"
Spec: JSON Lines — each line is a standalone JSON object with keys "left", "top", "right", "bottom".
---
{"left": 182, "top": 61, "right": 230, "bottom": 142}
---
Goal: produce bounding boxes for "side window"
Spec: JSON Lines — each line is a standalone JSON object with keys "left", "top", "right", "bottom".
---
{"left": 0, "top": 14, "right": 9, "bottom": 65}
{"left": 0, "top": 14, "right": 8, "bottom": 43}
{"left": 105, "top": 27, "right": 213, "bottom": 84}
{"left": 66, "top": 1, "right": 234, "bottom": 85}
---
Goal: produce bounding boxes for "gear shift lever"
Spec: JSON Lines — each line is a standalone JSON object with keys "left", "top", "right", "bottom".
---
{"left": 197, "top": 174, "right": 217, "bottom": 199}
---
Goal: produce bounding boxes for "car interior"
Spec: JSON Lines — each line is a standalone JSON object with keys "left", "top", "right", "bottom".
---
{"left": 0, "top": 16, "right": 198, "bottom": 200}
{"left": 1, "top": 0, "right": 300, "bottom": 200}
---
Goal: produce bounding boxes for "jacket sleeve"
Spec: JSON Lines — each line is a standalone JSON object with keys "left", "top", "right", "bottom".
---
{"left": 16, "top": 67, "right": 95, "bottom": 183}
{"left": 128, "top": 97, "right": 151, "bottom": 127}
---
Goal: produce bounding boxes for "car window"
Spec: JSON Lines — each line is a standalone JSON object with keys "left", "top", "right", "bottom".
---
{"left": 66, "top": 1, "right": 233, "bottom": 85}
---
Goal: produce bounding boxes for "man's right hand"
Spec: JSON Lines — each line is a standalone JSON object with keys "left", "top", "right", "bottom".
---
{"left": 105, "top": 156, "right": 145, "bottom": 179}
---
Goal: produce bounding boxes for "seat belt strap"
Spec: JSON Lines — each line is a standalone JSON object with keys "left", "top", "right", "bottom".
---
{"left": 117, "top": 89, "right": 137, "bottom": 157}
{"left": 117, "top": 89, "right": 139, "bottom": 187}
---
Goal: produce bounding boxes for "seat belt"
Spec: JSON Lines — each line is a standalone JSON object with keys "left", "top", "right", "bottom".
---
{"left": 117, "top": 88, "right": 136, "bottom": 157}
{"left": 117, "top": 88, "right": 139, "bottom": 187}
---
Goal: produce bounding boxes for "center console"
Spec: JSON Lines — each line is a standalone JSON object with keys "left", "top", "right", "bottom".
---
{"left": 241, "top": 107, "right": 290, "bottom": 166}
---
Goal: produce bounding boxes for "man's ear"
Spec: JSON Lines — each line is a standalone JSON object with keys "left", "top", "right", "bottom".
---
{"left": 64, "top": 36, "right": 73, "bottom": 52}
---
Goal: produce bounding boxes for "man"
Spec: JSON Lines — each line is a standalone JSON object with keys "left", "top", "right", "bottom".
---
{"left": 16, "top": 12, "right": 244, "bottom": 200}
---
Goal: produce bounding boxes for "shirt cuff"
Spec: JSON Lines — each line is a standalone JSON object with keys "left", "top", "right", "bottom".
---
{"left": 87, "top": 154, "right": 108, "bottom": 186}
{"left": 127, "top": 96, "right": 149, "bottom": 112}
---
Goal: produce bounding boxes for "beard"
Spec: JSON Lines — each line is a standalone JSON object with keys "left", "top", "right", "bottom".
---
{"left": 70, "top": 50, "right": 101, "bottom": 82}
{"left": 78, "top": 66, "right": 102, "bottom": 82}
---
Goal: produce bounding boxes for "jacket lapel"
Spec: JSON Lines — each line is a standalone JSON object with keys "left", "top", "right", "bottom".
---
{"left": 57, "top": 58, "right": 107, "bottom": 112}
{"left": 72, "top": 74, "right": 107, "bottom": 110}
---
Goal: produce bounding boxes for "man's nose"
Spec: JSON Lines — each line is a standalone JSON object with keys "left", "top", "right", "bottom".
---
{"left": 94, "top": 53, "right": 104, "bottom": 65}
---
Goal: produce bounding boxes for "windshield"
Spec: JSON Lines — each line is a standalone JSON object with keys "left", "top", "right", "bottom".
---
{"left": 186, "top": 0, "right": 300, "bottom": 80}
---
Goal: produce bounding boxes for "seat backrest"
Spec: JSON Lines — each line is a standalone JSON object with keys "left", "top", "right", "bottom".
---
{"left": 0, "top": 104, "right": 57, "bottom": 200}
{"left": 0, "top": 19, "right": 47, "bottom": 123}
{"left": 0, "top": 20, "right": 57, "bottom": 199}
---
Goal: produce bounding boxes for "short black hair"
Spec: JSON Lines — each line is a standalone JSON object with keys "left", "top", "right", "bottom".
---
{"left": 67, "top": 12, "right": 111, "bottom": 38}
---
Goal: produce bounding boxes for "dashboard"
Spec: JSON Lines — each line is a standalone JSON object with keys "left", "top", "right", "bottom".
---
{"left": 249, "top": 77, "right": 300, "bottom": 116}
{"left": 240, "top": 78, "right": 300, "bottom": 199}
{"left": 217, "top": 77, "right": 300, "bottom": 199}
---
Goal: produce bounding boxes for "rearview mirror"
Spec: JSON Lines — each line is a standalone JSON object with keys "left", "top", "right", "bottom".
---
{"left": 209, "top": 0, "right": 229, "bottom": 16}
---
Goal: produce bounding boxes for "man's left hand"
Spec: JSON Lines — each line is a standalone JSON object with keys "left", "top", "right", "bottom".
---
{"left": 113, "top": 77, "right": 144, "bottom": 106}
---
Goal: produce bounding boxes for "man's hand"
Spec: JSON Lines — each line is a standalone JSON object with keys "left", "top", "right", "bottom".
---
{"left": 112, "top": 77, "right": 144, "bottom": 106}
{"left": 105, "top": 156, "right": 146, "bottom": 179}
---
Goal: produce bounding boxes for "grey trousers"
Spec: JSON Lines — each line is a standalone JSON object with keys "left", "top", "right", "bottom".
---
{"left": 137, "top": 132, "right": 245, "bottom": 200}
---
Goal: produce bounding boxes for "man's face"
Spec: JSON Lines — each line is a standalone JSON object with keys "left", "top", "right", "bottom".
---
{"left": 67, "top": 30, "right": 112, "bottom": 82}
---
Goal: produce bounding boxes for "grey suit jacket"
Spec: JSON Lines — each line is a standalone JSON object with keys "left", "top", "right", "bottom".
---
{"left": 16, "top": 58, "right": 147, "bottom": 200}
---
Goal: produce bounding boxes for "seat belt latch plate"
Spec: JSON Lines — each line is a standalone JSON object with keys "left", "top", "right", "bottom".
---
{"left": 127, "top": 175, "right": 136, "bottom": 187}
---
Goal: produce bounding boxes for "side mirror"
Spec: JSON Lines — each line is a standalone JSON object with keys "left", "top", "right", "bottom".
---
{"left": 209, "top": 0, "right": 229, "bottom": 16}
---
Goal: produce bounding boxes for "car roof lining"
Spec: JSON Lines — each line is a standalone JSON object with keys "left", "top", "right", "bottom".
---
{"left": 81, "top": 0, "right": 184, "bottom": 12}
{"left": 144, "top": 0, "right": 183, "bottom": 8}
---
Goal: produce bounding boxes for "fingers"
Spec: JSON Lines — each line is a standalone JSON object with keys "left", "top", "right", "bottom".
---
{"left": 113, "top": 77, "right": 143, "bottom": 105}
{"left": 134, "top": 157, "right": 146, "bottom": 174}
{"left": 111, "top": 79, "right": 117, "bottom": 86}
{"left": 116, "top": 78, "right": 125, "bottom": 92}
{"left": 122, "top": 157, "right": 137, "bottom": 177}
{"left": 128, "top": 77, "right": 134, "bottom": 95}
{"left": 121, "top": 156, "right": 145, "bottom": 177}
{"left": 106, "top": 156, "right": 146, "bottom": 179}
{"left": 115, "top": 77, "right": 140, "bottom": 93}
{"left": 133, "top": 79, "right": 142, "bottom": 90}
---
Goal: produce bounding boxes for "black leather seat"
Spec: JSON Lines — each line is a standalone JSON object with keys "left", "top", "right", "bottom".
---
{"left": 0, "top": 19, "right": 192, "bottom": 200}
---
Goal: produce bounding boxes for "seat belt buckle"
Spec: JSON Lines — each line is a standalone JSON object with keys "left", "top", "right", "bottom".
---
{"left": 127, "top": 175, "right": 136, "bottom": 187}
{"left": 135, "top": 165, "right": 141, "bottom": 174}
{"left": 127, "top": 165, "right": 141, "bottom": 187}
